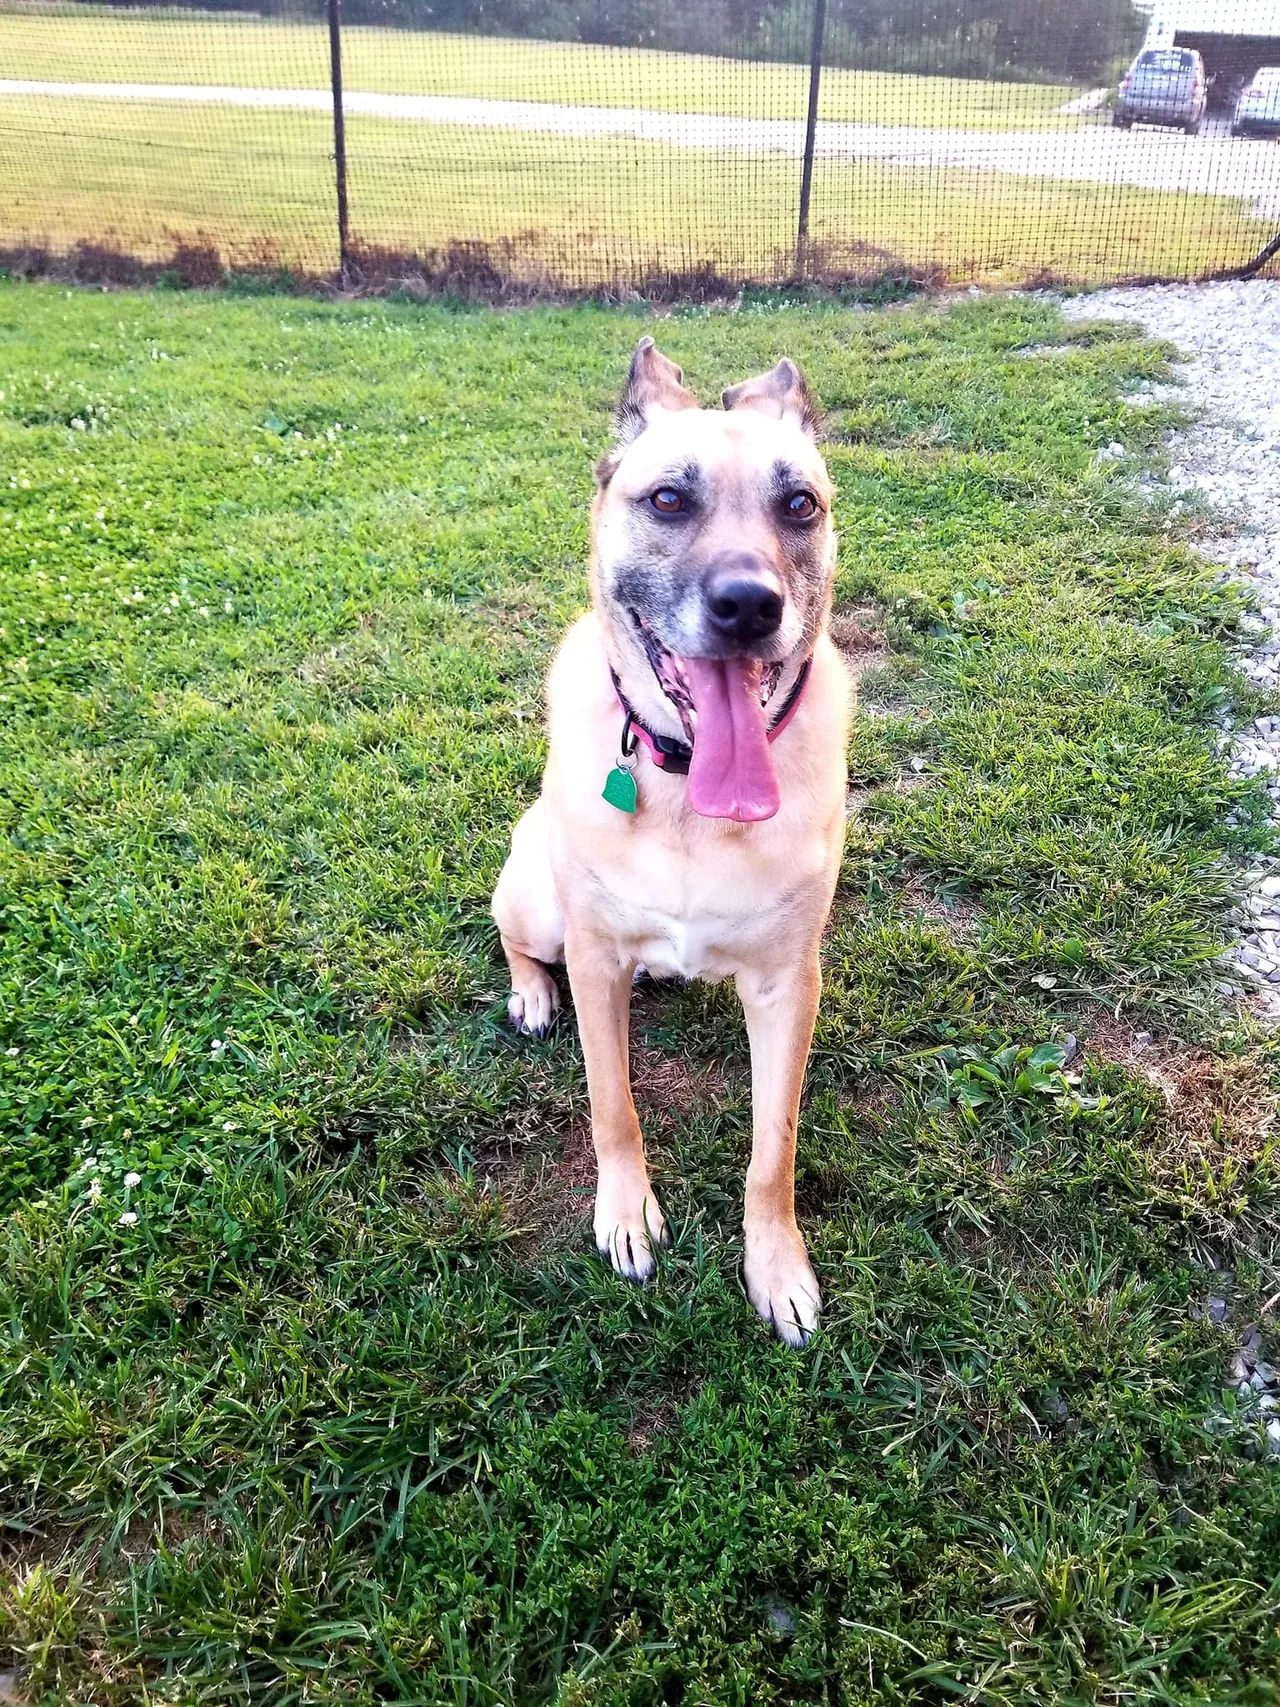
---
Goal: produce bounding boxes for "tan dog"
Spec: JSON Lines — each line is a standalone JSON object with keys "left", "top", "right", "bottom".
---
{"left": 491, "top": 338, "right": 849, "bottom": 1344}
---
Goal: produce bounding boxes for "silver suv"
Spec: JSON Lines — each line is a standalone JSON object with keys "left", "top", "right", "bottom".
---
{"left": 1114, "top": 47, "right": 1207, "bottom": 133}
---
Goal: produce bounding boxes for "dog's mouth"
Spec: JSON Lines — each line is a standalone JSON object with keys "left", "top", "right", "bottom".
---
{"left": 631, "top": 613, "right": 784, "bottom": 740}
{"left": 630, "top": 611, "right": 784, "bottom": 823}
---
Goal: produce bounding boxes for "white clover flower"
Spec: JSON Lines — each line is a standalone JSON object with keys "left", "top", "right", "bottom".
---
{"left": 5, "top": 1047, "right": 17, "bottom": 1057}
{"left": 118, "top": 1210, "right": 137, "bottom": 1226}
{"left": 88, "top": 1179, "right": 102, "bottom": 1203}
{"left": 79, "top": 1115, "right": 94, "bottom": 1128}
{"left": 210, "top": 1037, "right": 224, "bottom": 1053}
{"left": 222, "top": 1121, "right": 237, "bottom": 1132}
{"left": 124, "top": 1171, "right": 141, "bottom": 1188}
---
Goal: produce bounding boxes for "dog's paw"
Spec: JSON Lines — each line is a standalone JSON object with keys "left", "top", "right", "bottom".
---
{"left": 743, "top": 1224, "right": 821, "bottom": 1347}
{"left": 595, "top": 1176, "right": 668, "bottom": 1283}
{"left": 507, "top": 967, "right": 560, "bottom": 1038}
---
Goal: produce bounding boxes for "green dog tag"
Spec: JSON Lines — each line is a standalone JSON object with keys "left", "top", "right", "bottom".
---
{"left": 602, "top": 763, "right": 637, "bottom": 814}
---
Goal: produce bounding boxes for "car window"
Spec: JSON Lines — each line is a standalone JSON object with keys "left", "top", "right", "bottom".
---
{"left": 1137, "top": 49, "right": 1193, "bottom": 71}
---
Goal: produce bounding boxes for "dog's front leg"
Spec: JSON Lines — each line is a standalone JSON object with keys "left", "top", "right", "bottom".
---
{"left": 737, "top": 953, "right": 823, "bottom": 1346}
{"left": 564, "top": 920, "right": 667, "bottom": 1282}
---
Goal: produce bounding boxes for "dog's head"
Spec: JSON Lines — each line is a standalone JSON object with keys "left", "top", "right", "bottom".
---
{"left": 591, "top": 338, "right": 836, "bottom": 822}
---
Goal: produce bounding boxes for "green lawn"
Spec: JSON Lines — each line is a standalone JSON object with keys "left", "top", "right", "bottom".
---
{"left": 0, "top": 10, "right": 1080, "bottom": 128}
{"left": 1, "top": 93, "right": 1273, "bottom": 286}
{"left": 3, "top": 282, "right": 1280, "bottom": 1704}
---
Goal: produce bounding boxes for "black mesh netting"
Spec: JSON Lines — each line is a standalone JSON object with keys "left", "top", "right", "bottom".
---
{"left": 2, "top": 0, "right": 1279, "bottom": 291}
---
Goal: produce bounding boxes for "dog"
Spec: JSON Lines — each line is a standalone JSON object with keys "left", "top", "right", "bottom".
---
{"left": 491, "top": 338, "right": 849, "bottom": 1344}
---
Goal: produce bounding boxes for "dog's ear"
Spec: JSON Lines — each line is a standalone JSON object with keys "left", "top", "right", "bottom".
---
{"left": 597, "top": 337, "right": 698, "bottom": 485}
{"left": 617, "top": 337, "right": 697, "bottom": 440}
{"left": 722, "top": 357, "right": 820, "bottom": 437}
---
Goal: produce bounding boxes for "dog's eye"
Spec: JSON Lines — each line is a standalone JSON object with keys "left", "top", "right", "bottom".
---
{"left": 783, "top": 490, "right": 819, "bottom": 521}
{"left": 649, "top": 488, "right": 685, "bottom": 515}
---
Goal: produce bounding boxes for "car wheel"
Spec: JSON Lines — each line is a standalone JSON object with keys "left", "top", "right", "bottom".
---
{"left": 1112, "top": 114, "right": 1131, "bottom": 128}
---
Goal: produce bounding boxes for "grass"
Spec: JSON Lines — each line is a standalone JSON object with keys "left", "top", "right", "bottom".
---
{"left": 2, "top": 281, "right": 1280, "bottom": 1704}
{"left": 0, "top": 94, "right": 1274, "bottom": 286}
{"left": 0, "top": 11, "right": 1081, "bottom": 129}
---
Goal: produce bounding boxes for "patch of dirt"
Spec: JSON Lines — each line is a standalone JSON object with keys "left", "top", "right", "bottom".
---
{"left": 1082, "top": 1009, "right": 1276, "bottom": 1180}
{"left": 493, "top": 1036, "right": 737, "bottom": 1253}
{"left": 830, "top": 606, "right": 889, "bottom": 687}
{"left": 1010, "top": 343, "right": 1079, "bottom": 360}
{"left": 846, "top": 768, "right": 935, "bottom": 815}
{"left": 631, "top": 1042, "right": 733, "bottom": 1117}
{"left": 0, "top": 1523, "right": 81, "bottom": 1578}
{"left": 476, "top": 1115, "right": 594, "bottom": 1259}
{"left": 899, "top": 872, "right": 983, "bottom": 943}
{"left": 439, "top": 985, "right": 742, "bottom": 1255}
{"left": 297, "top": 627, "right": 390, "bottom": 695}
{"left": 626, "top": 1374, "right": 703, "bottom": 1455}
{"left": 852, "top": 1073, "right": 907, "bottom": 1127}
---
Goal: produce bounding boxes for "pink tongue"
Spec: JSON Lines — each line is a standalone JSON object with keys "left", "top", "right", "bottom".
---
{"left": 683, "top": 657, "right": 780, "bottom": 823}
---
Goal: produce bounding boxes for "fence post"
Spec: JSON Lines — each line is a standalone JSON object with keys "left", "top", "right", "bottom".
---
{"left": 327, "top": 0, "right": 351, "bottom": 284}
{"left": 795, "top": 0, "right": 827, "bottom": 274}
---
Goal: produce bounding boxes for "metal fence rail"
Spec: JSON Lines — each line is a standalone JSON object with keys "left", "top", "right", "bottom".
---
{"left": 2, "top": 0, "right": 1279, "bottom": 292}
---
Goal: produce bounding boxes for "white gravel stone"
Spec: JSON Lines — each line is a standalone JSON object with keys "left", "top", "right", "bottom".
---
{"left": 1063, "top": 281, "right": 1280, "bottom": 1022}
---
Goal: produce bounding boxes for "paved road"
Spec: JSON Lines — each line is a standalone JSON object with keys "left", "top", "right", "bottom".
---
{"left": 4, "top": 79, "right": 1280, "bottom": 220}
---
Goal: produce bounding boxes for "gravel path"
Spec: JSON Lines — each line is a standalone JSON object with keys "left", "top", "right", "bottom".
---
{"left": 5, "top": 79, "right": 1280, "bottom": 219}
{"left": 1062, "top": 280, "right": 1280, "bottom": 1016}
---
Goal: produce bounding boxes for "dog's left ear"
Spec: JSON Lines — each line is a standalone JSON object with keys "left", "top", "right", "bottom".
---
{"left": 722, "top": 357, "right": 820, "bottom": 437}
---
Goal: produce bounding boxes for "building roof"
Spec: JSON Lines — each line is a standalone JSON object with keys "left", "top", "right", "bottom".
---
{"left": 1143, "top": 0, "right": 1280, "bottom": 36}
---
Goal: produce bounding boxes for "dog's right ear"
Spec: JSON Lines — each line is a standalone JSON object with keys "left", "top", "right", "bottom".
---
{"left": 597, "top": 337, "right": 697, "bottom": 485}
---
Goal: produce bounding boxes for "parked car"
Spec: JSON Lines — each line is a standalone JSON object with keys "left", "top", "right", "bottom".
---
{"left": 1113, "top": 47, "right": 1207, "bottom": 133}
{"left": 1233, "top": 67, "right": 1280, "bottom": 137}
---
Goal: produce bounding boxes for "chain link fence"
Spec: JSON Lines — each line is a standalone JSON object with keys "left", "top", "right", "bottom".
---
{"left": 2, "top": 0, "right": 1279, "bottom": 293}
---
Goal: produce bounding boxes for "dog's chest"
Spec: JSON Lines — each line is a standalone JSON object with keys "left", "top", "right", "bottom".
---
{"left": 631, "top": 910, "right": 738, "bottom": 983}
{"left": 596, "top": 838, "right": 806, "bottom": 982}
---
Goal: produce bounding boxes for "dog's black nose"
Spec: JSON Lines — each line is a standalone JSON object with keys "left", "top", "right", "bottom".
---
{"left": 705, "top": 571, "right": 784, "bottom": 644}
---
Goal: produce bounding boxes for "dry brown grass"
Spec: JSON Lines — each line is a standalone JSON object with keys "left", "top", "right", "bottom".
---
{"left": 830, "top": 605, "right": 889, "bottom": 685}
{"left": 1082, "top": 1008, "right": 1278, "bottom": 1185}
